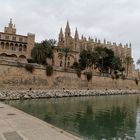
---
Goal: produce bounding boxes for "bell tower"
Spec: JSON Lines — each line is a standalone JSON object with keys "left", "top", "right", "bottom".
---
{"left": 4, "top": 18, "right": 16, "bottom": 34}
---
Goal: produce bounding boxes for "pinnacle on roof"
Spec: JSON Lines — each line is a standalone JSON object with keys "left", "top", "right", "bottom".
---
{"left": 65, "top": 20, "right": 71, "bottom": 36}
{"left": 75, "top": 28, "right": 79, "bottom": 39}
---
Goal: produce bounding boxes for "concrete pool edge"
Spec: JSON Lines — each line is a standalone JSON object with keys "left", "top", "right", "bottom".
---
{"left": 0, "top": 102, "right": 81, "bottom": 140}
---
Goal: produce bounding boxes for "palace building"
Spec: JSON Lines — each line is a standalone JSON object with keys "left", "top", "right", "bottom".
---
{"left": 0, "top": 20, "right": 136, "bottom": 77}
{"left": 0, "top": 19, "right": 35, "bottom": 62}
{"left": 56, "top": 21, "right": 133, "bottom": 76}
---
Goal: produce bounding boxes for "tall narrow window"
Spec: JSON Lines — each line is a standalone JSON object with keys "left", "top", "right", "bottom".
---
{"left": 19, "top": 38, "right": 23, "bottom": 42}
{"left": 5, "top": 36, "right": 9, "bottom": 40}
{"left": 23, "top": 45, "right": 27, "bottom": 51}
{"left": 5, "top": 43, "right": 9, "bottom": 50}
{"left": 19, "top": 45, "right": 22, "bottom": 51}
{"left": 1, "top": 42, "right": 4, "bottom": 49}
{"left": 12, "top": 36, "right": 16, "bottom": 41}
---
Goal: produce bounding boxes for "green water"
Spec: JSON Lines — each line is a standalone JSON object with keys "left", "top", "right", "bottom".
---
{"left": 5, "top": 95, "right": 140, "bottom": 140}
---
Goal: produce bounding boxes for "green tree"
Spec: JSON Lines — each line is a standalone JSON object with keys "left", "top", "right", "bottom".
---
{"left": 79, "top": 49, "right": 95, "bottom": 70}
{"left": 78, "top": 47, "right": 122, "bottom": 76}
{"left": 31, "top": 43, "right": 47, "bottom": 65}
{"left": 41, "top": 40, "right": 55, "bottom": 65}
{"left": 31, "top": 39, "right": 55, "bottom": 65}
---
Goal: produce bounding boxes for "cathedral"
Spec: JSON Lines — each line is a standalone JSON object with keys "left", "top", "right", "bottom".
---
{"left": 0, "top": 20, "right": 136, "bottom": 77}
{"left": 56, "top": 21, "right": 133, "bottom": 75}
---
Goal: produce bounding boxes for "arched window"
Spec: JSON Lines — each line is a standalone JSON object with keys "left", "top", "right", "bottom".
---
{"left": 5, "top": 43, "right": 9, "bottom": 50}
{"left": 10, "top": 43, "right": 15, "bottom": 51}
{"left": 1, "top": 42, "right": 4, "bottom": 49}
{"left": 19, "top": 55, "right": 26, "bottom": 59}
{"left": 23, "top": 45, "right": 27, "bottom": 51}
{"left": 10, "top": 54, "right": 17, "bottom": 58}
{"left": 19, "top": 44, "right": 22, "bottom": 51}
{"left": 15, "top": 44, "right": 18, "bottom": 50}
{"left": 0, "top": 53, "right": 7, "bottom": 57}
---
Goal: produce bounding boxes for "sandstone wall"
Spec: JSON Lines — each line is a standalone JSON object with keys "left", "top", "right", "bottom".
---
{"left": 0, "top": 61, "right": 139, "bottom": 90}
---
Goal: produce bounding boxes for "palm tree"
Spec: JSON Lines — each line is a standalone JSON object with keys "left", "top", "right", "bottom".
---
{"left": 58, "top": 47, "right": 71, "bottom": 70}
{"left": 41, "top": 40, "right": 54, "bottom": 65}
{"left": 125, "top": 57, "right": 133, "bottom": 77}
{"left": 31, "top": 40, "right": 55, "bottom": 65}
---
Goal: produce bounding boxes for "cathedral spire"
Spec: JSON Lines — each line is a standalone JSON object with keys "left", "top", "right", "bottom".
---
{"left": 59, "top": 27, "right": 64, "bottom": 42}
{"left": 74, "top": 28, "right": 79, "bottom": 40}
{"left": 104, "top": 38, "right": 106, "bottom": 44}
{"left": 95, "top": 37, "right": 97, "bottom": 42}
{"left": 65, "top": 20, "right": 71, "bottom": 37}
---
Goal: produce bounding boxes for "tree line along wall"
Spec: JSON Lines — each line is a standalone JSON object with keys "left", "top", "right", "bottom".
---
{"left": 0, "top": 62, "right": 139, "bottom": 90}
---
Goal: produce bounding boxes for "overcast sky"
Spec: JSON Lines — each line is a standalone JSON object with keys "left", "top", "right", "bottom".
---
{"left": 0, "top": 0, "right": 140, "bottom": 68}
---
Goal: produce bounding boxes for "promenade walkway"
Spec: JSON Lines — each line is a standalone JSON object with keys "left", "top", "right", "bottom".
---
{"left": 0, "top": 102, "right": 81, "bottom": 140}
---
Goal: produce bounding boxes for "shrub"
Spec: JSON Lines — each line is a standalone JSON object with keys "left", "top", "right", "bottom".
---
{"left": 121, "top": 74, "right": 126, "bottom": 80}
{"left": 25, "top": 64, "right": 34, "bottom": 73}
{"left": 27, "top": 59, "right": 36, "bottom": 63}
{"left": 111, "top": 74, "right": 115, "bottom": 80}
{"left": 111, "top": 71, "right": 119, "bottom": 80}
{"left": 76, "top": 69, "right": 81, "bottom": 78}
{"left": 134, "top": 78, "right": 139, "bottom": 85}
{"left": 86, "top": 72, "right": 92, "bottom": 82}
{"left": 115, "top": 74, "right": 119, "bottom": 79}
{"left": 46, "top": 65, "right": 53, "bottom": 76}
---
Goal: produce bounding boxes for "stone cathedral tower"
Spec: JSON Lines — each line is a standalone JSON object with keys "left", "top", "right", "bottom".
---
{"left": 57, "top": 21, "right": 133, "bottom": 76}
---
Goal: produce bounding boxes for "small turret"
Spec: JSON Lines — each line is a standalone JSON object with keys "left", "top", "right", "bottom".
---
{"left": 129, "top": 42, "right": 132, "bottom": 48}
{"left": 119, "top": 43, "right": 122, "bottom": 47}
{"left": 88, "top": 36, "right": 92, "bottom": 41}
{"left": 4, "top": 18, "right": 16, "bottom": 34}
{"left": 104, "top": 38, "right": 106, "bottom": 44}
{"left": 81, "top": 35, "right": 84, "bottom": 40}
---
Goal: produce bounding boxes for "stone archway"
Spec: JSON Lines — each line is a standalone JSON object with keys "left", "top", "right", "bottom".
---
{"left": 19, "top": 55, "right": 27, "bottom": 63}
{"left": 0, "top": 53, "right": 7, "bottom": 57}
{"left": 5, "top": 43, "right": 9, "bottom": 50}
{"left": 10, "top": 54, "right": 17, "bottom": 58}
{"left": 1, "top": 42, "right": 4, "bottom": 49}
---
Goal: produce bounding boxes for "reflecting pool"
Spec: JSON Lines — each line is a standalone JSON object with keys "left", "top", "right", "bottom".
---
{"left": 5, "top": 94, "right": 140, "bottom": 140}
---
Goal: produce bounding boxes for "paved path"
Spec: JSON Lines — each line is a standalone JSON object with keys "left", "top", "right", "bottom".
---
{"left": 0, "top": 102, "right": 81, "bottom": 140}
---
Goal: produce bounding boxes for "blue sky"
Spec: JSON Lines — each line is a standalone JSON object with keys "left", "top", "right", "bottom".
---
{"left": 0, "top": 0, "right": 140, "bottom": 68}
